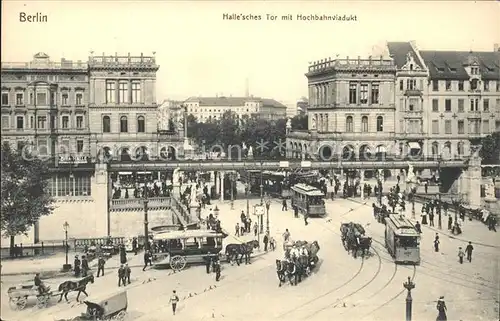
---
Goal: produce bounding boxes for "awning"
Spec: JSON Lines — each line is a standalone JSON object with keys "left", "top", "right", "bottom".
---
{"left": 408, "top": 142, "right": 421, "bottom": 150}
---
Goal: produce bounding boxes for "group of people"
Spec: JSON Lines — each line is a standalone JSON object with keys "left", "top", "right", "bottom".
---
{"left": 73, "top": 255, "right": 90, "bottom": 277}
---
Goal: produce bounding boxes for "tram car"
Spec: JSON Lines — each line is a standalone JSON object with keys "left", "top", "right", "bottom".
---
{"left": 291, "top": 184, "right": 326, "bottom": 217}
{"left": 384, "top": 214, "right": 421, "bottom": 264}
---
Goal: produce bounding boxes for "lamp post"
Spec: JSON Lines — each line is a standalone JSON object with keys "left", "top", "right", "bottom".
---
{"left": 403, "top": 276, "right": 416, "bottom": 321}
{"left": 265, "top": 198, "right": 271, "bottom": 235}
{"left": 230, "top": 173, "right": 234, "bottom": 210}
{"left": 260, "top": 161, "right": 264, "bottom": 205}
{"left": 62, "top": 221, "right": 71, "bottom": 271}
{"left": 143, "top": 187, "right": 150, "bottom": 251}
{"left": 245, "top": 182, "right": 250, "bottom": 218}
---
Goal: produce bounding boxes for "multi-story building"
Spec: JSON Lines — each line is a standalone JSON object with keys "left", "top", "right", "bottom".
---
{"left": 1, "top": 52, "right": 90, "bottom": 163}
{"left": 286, "top": 55, "right": 397, "bottom": 161}
{"left": 185, "top": 95, "right": 287, "bottom": 122}
{"left": 388, "top": 42, "right": 500, "bottom": 158}
{"left": 87, "top": 53, "right": 182, "bottom": 161}
{"left": 297, "top": 99, "right": 309, "bottom": 115}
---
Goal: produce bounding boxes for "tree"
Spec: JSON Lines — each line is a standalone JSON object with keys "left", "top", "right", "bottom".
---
{"left": 1, "top": 142, "right": 55, "bottom": 252}
{"left": 479, "top": 132, "right": 500, "bottom": 164}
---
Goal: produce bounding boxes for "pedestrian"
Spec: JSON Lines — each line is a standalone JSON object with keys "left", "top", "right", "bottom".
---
{"left": 415, "top": 221, "right": 422, "bottom": 234}
{"left": 263, "top": 233, "right": 269, "bottom": 252}
{"left": 142, "top": 250, "right": 152, "bottom": 271}
{"left": 214, "top": 261, "right": 221, "bottom": 282}
{"left": 81, "top": 255, "right": 89, "bottom": 277}
{"left": 465, "top": 241, "right": 474, "bottom": 262}
{"left": 304, "top": 212, "right": 309, "bottom": 226}
{"left": 429, "top": 212, "right": 435, "bottom": 227}
{"left": 436, "top": 296, "right": 447, "bottom": 321}
{"left": 269, "top": 236, "right": 276, "bottom": 251}
{"left": 169, "top": 290, "right": 180, "bottom": 315}
{"left": 443, "top": 202, "right": 448, "bottom": 216}
{"left": 283, "top": 229, "right": 290, "bottom": 242}
{"left": 434, "top": 233, "right": 440, "bottom": 252}
{"left": 235, "top": 223, "right": 240, "bottom": 237}
{"left": 97, "top": 256, "right": 105, "bottom": 277}
{"left": 132, "top": 237, "right": 138, "bottom": 255}
{"left": 282, "top": 199, "right": 287, "bottom": 211}
{"left": 124, "top": 263, "right": 131, "bottom": 284}
{"left": 118, "top": 264, "right": 125, "bottom": 287}
{"left": 74, "top": 255, "right": 81, "bottom": 277}
{"left": 448, "top": 216, "right": 453, "bottom": 230}
{"left": 294, "top": 205, "right": 299, "bottom": 218}
{"left": 204, "top": 252, "right": 212, "bottom": 274}
{"left": 120, "top": 244, "right": 127, "bottom": 265}
{"left": 253, "top": 222, "right": 258, "bottom": 237}
{"left": 457, "top": 247, "right": 465, "bottom": 264}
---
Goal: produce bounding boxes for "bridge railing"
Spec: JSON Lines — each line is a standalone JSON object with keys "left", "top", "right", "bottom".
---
{"left": 110, "top": 197, "right": 171, "bottom": 210}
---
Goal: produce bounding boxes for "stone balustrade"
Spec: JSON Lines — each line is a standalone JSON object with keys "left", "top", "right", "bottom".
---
{"left": 110, "top": 197, "right": 171, "bottom": 211}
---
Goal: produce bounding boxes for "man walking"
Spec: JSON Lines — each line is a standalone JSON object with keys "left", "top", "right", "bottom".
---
{"left": 74, "top": 255, "right": 81, "bottom": 277}
{"left": 434, "top": 233, "right": 440, "bottom": 252}
{"left": 169, "top": 290, "right": 180, "bottom": 315}
{"left": 436, "top": 296, "right": 447, "bottom": 321}
{"left": 235, "top": 223, "right": 240, "bottom": 237}
{"left": 81, "top": 255, "right": 89, "bottom": 277}
{"left": 282, "top": 199, "right": 287, "bottom": 211}
{"left": 429, "top": 211, "right": 435, "bottom": 227}
{"left": 263, "top": 233, "right": 269, "bottom": 252}
{"left": 124, "top": 263, "right": 131, "bottom": 285}
{"left": 458, "top": 247, "right": 465, "bottom": 264}
{"left": 465, "top": 241, "right": 474, "bottom": 262}
{"left": 142, "top": 250, "right": 152, "bottom": 271}
{"left": 97, "top": 256, "right": 105, "bottom": 277}
{"left": 253, "top": 222, "right": 258, "bottom": 237}
{"left": 132, "top": 237, "right": 138, "bottom": 255}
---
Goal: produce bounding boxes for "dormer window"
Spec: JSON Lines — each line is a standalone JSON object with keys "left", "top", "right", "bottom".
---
{"left": 437, "top": 67, "right": 445, "bottom": 73}
{"left": 471, "top": 67, "right": 479, "bottom": 75}
{"left": 484, "top": 80, "right": 490, "bottom": 91}
{"left": 450, "top": 68, "right": 457, "bottom": 73}
{"left": 409, "top": 64, "right": 413, "bottom": 71}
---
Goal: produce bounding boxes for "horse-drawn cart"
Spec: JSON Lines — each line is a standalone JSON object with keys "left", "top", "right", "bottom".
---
{"left": 340, "top": 222, "right": 372, "bottom": 258}
{"left": 55, "top": 290, "right": 128, "bottom": 321}
{"left": 7, "top": 284, "right": 59, "bottom": 310}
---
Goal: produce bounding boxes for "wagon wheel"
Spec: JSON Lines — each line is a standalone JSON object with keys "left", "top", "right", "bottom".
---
{"left": 8, "top": 297, "right": 20, "bottom": 310}
{"left": 113, "top": 310, "right": 127, "bottom": 321}
{"left": 36, "top": 294, "right": 49, "bottom": 308}
{"left": 170, "top": 255, "right": 187, "bottom": 271}
{"left": 16, "top": 297, "right": 28, "bottom": 310}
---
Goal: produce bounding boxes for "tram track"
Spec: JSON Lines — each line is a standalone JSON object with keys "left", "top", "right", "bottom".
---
{"left": 299, "top": 244, "right": 384, "bottom": 320}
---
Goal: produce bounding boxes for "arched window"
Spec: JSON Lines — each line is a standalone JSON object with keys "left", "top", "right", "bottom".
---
{"left": 376, "top": 116, "right": 384, "bottom": 132}
{"left": 361, "top": 116, "right": 368, "bottom": 132}
{"left": 102, "top": 116, "right": 111, "bottom": 133}
{"left": 137, "top": 116, "right": 145, "bottom": 133}
{"left": 120, "top": 116, "right": 128, "bottom": 133}
{"left": 431, "top": 142, "right": 439, "bottom": 156}
{"left": 346, "top": 116, "right": 353, "bottom": 132}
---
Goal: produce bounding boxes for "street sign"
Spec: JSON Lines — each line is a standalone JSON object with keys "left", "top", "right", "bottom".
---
{"left": 301, "top": 161, "right": 312, "bottom": 168}
{"left": 279, "top": 161, "right": 289, "bottom": 168}
{"left": 254, "top": 204, "right": 265, "bottom": 216}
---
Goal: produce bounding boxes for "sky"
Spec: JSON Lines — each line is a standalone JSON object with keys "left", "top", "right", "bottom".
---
{"left": 2, "top": 0, "right": 499, "bottom": 105}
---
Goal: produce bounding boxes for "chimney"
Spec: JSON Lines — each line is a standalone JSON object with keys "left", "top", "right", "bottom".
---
{"left": 495, "top": 43, "right": 499, "bottom": 52}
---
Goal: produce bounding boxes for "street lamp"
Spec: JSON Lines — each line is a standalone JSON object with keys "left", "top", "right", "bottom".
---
{"left": 403, "top": 276, "right": 416, "bottom": 321}
{"left": 260, "top": 161, "right": 264, "bottom": 205}
{"left": 62, "top": 221, "right": 71, "bottom": 271}
{"left": 230, "top": 173, "right": 234, "bottom": 210}
{"left": 265, "top": 198, "right": 271, "bottom": 235}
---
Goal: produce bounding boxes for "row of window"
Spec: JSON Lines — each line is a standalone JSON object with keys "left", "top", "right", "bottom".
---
{"left": 105, "top": 80, "right": 141, "bottom": 104}
{"left": 430, "top": 141, "right": 465, "bottom": 156}
{"left": 315, "top": 115, "right": 385, "bottom": 132}
{"left": 46, "top": 174, "right": 91, "bottom": 197}
{"left": 1, "top": 91, "right": 84, "bottom": 106}
{"left": 348, "top": 82, "right": 380, "bottom": 104}
{"left": 430, "top": 119, "right": 498, "bottom": 135}
{"left": 432, "top": 98, "right": 500, "bottom": 113}
{"left": 1, "top": 115, "right": 85, "bottom": 130}
{"left": 11, "top": 139, "right": 86, "bottom": 154}
{"left": 431, "top": 79, "right": 499, "bottom": 92}
{"left": 102, "top": 115, "right": 145, "bottom": 133}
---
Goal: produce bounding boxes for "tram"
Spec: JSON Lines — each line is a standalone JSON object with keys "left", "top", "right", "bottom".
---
{"left": 384, "top": 214, "right": 421, "bottom": 264}
{"left": 291, "top": 183, "right": 326, "bottom": 217}
{"left": 242, "top": 170, "right": 319, "bottom": 198}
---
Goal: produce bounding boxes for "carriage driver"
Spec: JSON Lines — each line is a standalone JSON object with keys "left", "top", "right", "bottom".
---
{"left": 290, "top": 246, "right": 300, "bottom": 259}
{"left": 34, "top": 273, "right": 48, "bottom": 294}
{"left": 300, "top": 246, "right": 308, "bottom": 257}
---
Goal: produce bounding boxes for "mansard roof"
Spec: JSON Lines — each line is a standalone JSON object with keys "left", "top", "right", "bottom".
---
{"left": 420, "top": 50, "right": 500, "bottom": 80}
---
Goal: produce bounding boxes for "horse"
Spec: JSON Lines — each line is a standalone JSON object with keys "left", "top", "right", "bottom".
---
{"left": 225, "top": 240, "right": 259, "bottom": 265}
{"left": 58, "top": 274, "right": 94, "bottom": 303}
{"left": 285, "top": 261, "right": 298, "bottom": 286}
{"left": 356, "top": 236, "right": 372, "bottom": 257}
{"left": 276, "top": 259, "right": 287, "bottom": 287}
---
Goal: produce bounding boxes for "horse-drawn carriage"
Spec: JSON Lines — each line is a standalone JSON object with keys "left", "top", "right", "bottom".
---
{"left": 340, "top": 222, "right": 372, "bottom": 258}
{"left": 55, "top": 290, "right": 128, "bottom": 321}
{"left": 7, "top": 284, "right": 58, "bottom": 310}
{"left": 277, "top": 240, "right": 320, "bottom": 286}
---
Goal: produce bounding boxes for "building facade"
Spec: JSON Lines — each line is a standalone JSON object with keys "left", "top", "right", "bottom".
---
{"left": 287, "top": 42, "right": 500, "bottom": 162}
{"left": 185, "top": 96, "right": 287, "bottom": 122}
{"left": 287, "top": 56, "right": 397, "bottom": 160}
